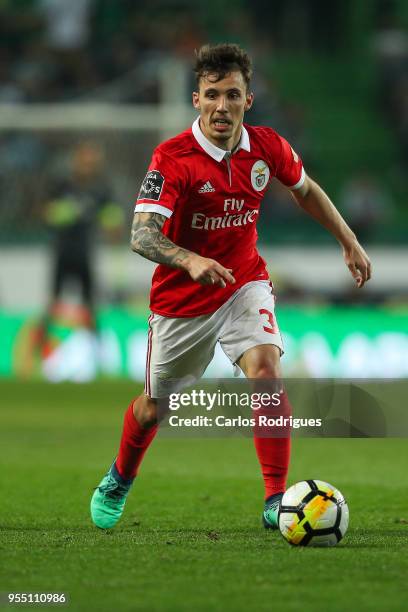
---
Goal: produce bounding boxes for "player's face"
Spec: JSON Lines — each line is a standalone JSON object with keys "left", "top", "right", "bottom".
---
{"left": 192, "top": 71, "right": 253, "bottom": 150}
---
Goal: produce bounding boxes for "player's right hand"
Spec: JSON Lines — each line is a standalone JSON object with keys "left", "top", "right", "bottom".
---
{"left": 184, "top": 254, "right": 236, "bottom": 288}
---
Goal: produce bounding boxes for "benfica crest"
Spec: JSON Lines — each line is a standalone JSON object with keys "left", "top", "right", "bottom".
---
{"left": 251, "top": 160, "right": 270, "bottom": 192}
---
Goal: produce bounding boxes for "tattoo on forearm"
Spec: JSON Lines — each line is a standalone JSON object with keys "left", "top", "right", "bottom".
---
{"left": 130, "top": 212, "right": 191, "bottom": 267}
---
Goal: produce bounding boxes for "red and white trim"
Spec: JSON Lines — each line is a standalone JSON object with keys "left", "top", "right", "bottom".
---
{"left": 144, "top": 314, "right": 154, "bottom": 397}
{"left": 134, "top": 203, "right": 173, "bottom": 217}
{"left": 288, "top": 166, "right": 305, "bottom": 191}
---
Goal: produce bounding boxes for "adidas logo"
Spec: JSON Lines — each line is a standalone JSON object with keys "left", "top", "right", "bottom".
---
{"left": 198, "top": 181, "right": 215, "bottom": 193}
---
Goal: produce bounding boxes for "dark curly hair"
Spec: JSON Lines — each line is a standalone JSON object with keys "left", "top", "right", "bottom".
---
{"left": 193, "top": 43, "right": 252, "bottom": 90}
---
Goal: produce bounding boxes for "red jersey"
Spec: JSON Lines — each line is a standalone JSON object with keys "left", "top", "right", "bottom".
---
{"left": 135, "top": 118, "right": 305, "bottom": 317}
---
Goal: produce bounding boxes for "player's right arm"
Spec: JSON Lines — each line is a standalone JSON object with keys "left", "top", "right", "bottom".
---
{"left": 130, "top": 211, "right": 235, "bottom": 288}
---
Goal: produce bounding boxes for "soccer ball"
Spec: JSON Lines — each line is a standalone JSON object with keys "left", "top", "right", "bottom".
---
{"left": 279, "top": 480, "right": 349, "bottom": 547}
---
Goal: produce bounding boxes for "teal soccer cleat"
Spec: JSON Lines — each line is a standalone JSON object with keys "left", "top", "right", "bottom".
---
{"left": 90, "top": 463, "right": 133, "bottom": 529}
{"left": 262, "top": 492, "right": 284, "bottom": 530}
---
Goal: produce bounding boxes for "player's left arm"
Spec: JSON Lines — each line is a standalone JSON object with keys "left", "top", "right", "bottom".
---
{"left": 291, "top": 174, "right": 372, "bottom": 288}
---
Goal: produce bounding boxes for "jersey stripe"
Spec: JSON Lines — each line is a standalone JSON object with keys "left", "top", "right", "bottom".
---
{"left": 288, "top": 167, "right": 306, "bottom": 191}
{"left": 135, "top": 203, "right": 173, "bottom": 218}
{"left": 145, "top": 314, "right": 154, "bottom": 397}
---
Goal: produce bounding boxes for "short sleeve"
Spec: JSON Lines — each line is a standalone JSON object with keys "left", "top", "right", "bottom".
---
{"left": 134, "top": 149, "right": 185, "bottom": 218}
{"left": 275, "top": 135, "right": 305, "bottom": 190}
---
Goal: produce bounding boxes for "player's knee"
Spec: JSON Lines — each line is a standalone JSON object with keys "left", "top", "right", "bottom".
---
{"left": 134, "top": 396, "right": 159, "bottom": 428}
{"left": 247, "top": 363, "right": 281, "bottom": 379}
{"left": 240, "top": 345, "right": 282, "bottom": 380}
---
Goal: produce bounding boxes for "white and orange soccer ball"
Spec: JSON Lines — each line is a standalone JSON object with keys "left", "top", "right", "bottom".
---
{"left": 279, "top": 480, "right": 349, "bottom": 547}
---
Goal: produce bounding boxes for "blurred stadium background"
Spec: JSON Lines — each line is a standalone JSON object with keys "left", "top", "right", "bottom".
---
{"left": 0, "top": 0, "right": 407, "bottom": 382}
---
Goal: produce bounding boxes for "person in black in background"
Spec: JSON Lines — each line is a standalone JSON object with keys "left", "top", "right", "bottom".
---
{"left": 36, "top": 141, "right": 123, "bottom": 350}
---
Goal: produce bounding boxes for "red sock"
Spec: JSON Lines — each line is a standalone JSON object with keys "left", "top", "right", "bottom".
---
{"left": 115, "top": 399, "right": 158, "bottom": 480}
{"left": 253, "top": 391, "right": 291, "bottom": 499}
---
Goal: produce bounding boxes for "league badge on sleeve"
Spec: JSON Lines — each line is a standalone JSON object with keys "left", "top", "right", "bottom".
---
{"left": 251, "top": 160, "right": 270, "bottom": 192}
{"left": 137, "top": 170, "right": 164, "bottom": 201}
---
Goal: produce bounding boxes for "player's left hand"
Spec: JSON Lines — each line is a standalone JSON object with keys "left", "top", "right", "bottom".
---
{"left": 342, "top": 239, "right": 372, "bottom": 288}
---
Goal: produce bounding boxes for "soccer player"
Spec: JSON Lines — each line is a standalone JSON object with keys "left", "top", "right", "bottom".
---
{"left": 35, "top": 142, "right": 123, "bottom": 349}
{"left": 91, "top": 43, "right": 371, "bottom": 530}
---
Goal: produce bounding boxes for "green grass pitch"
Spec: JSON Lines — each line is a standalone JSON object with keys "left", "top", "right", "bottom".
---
{"left": 1, "top": 381, "right": 407, "bottom": 612}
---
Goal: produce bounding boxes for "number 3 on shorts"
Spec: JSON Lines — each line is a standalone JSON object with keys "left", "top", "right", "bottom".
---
{"left": 259, "top": 308, "right": 278, "bottom": 334}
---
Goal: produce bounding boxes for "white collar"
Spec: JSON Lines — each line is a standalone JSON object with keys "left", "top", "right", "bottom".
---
{"left": 192, "top": 116, "right": 250, "bottom": 162}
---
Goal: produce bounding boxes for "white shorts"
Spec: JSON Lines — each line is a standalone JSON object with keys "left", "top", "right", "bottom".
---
{"left": 145, "top": 281, "right": 284, "bottom": 398}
